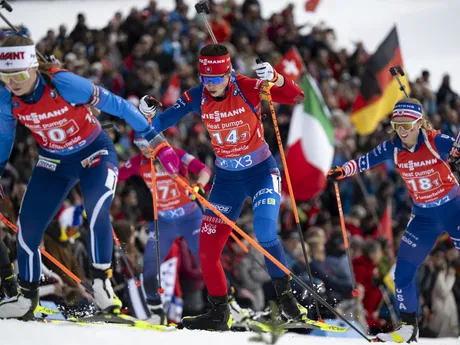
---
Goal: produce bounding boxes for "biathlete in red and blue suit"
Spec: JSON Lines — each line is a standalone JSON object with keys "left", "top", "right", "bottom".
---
{"left": 143, "top": 43, "right": 309, "bottom": 330}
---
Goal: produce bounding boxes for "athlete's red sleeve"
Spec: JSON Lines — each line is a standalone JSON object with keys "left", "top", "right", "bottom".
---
{"left": 235, "top": 75, "right": 264, "bottom": 108}
{"left": 236, "top": 74, "right": 304, "bottom": 106}
{"left": 269, "top": 77, "right": 305, "bottom": 104}
{"left": 118, "top": 153, "right": 142, "bottom": 183}
{"left": 174, "top": 147, "right": 211, "bottom": 175}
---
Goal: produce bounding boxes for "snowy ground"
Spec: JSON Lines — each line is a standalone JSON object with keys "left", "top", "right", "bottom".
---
{"left": 0, "top": 319, "right": 458, "bottom": 345}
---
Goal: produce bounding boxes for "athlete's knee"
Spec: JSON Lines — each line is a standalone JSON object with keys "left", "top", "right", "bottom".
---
{"left": 253, "top": 216, "right": 278, "bottom": 243}
{"left": 395, "top": 260, "right": 418, "bottom": 288}
{"left": 199, "top": 215, "right": 231, "bottom": 262}
{"left": 17, "top": 217, "right": 42, "bottom": 250}
{"left": 86, "top": 194, "right": 113, "bottom": 220}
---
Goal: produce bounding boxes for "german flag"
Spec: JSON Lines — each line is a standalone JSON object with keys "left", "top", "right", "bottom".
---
{"left": 350, "top": 27, "right": 410, "bottom": 135}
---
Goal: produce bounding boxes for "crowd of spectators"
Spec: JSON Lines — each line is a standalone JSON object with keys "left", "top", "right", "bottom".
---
{"left": 0, "top": 0, "right": 459, "bottom": 337}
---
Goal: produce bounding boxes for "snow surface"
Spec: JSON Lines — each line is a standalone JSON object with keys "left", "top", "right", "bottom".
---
{"left": 0, "top": 319, "right": 458, "bottom": 345}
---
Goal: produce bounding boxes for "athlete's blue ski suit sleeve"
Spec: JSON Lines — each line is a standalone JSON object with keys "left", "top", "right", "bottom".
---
{"left": 433, "top": 133, "right": 455, "bottom": 159}
{"left": 341, "top": 140, "right": 395, "bottom": 177}
{"left": 51, "top": 72, "right": 159, "bottom": 140}
{"left": 149, "top": 85, "right": 204, "bottom": 132}
{"left": 0, "top": 72, "right": 163, "bottom": 175}
{"left": 342, "top": 134, "right": 455, "bottom": 177}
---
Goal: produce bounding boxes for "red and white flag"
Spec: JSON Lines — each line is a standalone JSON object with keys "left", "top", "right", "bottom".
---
{"left": 274, "top": 47, "right": 304, "bottom": 81}
{"left": 305, "top": 0, "right": 321, "bottom": 12}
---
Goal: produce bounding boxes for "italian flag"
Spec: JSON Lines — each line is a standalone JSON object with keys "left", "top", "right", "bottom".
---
{"left": 285, "top": 74, "right": 334, "bottom": 201}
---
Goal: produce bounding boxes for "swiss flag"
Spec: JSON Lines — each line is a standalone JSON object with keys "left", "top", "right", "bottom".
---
{"left": 305, "top": 0, "right": 320, "bottom": 12}
{"left": 274, "top": 47, "right": 304, "bottom": 81}
{"left": 161, "top": 73, "right": 181, "bottom": 107}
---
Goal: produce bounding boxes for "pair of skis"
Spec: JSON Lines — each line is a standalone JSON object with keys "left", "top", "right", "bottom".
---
{"left": 32, "top": 305, "right": 353, "bottom": 334}
{"left": 31, "top": 306, "right": 173, "bottom": 332}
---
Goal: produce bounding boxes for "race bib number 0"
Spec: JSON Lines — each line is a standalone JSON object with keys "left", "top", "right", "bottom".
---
{"left": 35, "top": 119, "right": 80, "bottom": 144}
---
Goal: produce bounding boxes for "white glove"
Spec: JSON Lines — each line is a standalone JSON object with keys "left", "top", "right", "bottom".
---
{"left": 252, "top": 61, "right": 278, "bottom": 82}
{"left": 139, "top": 95, "right": 161, "bottom": 118}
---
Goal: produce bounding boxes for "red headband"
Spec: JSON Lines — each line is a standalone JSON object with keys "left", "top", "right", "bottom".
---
{"left": 198, "top": 54, "right": 231, "bottom": 75}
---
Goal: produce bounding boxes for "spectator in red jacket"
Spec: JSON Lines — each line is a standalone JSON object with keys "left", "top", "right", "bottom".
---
{"left": 353, "top": 239, "right": 386, "bottom": 333}
{"left": 209, "top": 4, "right": 232, "bottom": 43}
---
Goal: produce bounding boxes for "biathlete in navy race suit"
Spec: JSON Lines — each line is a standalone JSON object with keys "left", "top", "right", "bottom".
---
{"left": 118, "top": 141, "right": 211, "bottom": 324}
{"left": 329, "top": 98, "right": 460, "bottom": 343}
{"left": 0, "top": 32, "right": 180, "bottom": 319}
{"left": 143, "top": 43, "right": 308, "bottom": 331}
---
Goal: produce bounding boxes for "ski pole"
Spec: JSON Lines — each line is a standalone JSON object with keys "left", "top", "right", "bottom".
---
{"left": 195, "top": 0, "right": 217, "bottom": 43}
{"left": 262, "top": 82, "right": 323, "bottom": 321}
{"left": 0, "top": 213, "right": 93, "bottom": 295}
{"left": 112, "top": 228, "right": 141, "bottom": 287}
{"left": 334, "top": 182, "right": 359, "bottom": 297}
{"left": 147, "top": 117, "right": 164, "bottom": 295}
{"left": 389, "top": 66, "right": 409, "bottom": 98}
{"left": 174, "top": 175, "right": 372, "bottom": 342}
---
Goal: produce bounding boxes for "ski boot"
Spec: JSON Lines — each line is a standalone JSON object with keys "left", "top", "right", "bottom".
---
{"left": 91, "top": 265, "right": 122, "bottom": 314}
{"left": 146, "top": 300, "right": 167, "bottom": 325}
{"left": 272, "top": 276, "right": 308, "bottom": 321}
{"left": 182, "top": 294, "right": 232, "bottom": 331}
{"left": 0, "top": 280, "right": 39, "bottom": 319}
{"left": 0, "top": 265, "right": 19, "bottom": 298}
{"left": 376, "top": 312, "right": 418, "bottom": 343}
{"left": 228, "top": 293, "right": 256, "bottom": 328}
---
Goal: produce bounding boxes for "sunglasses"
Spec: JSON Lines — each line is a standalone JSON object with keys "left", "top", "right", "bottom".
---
{"left": 390, "top": 119, "right": 420, "bottom": 131}
{"left": 200, "top": 75, "right": 227, "bottom": 85}
{"left": 0, "top": 68, "right": 31, "bottom": 84}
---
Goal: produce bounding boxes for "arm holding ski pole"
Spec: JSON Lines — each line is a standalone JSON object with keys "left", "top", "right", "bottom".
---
{"left": 175, "top": 148, "right": 211, "bottom": 202}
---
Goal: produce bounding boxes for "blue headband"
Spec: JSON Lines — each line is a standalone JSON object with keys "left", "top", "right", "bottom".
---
{"left": 392, "top": 102, "right": 422, "bottom": 120}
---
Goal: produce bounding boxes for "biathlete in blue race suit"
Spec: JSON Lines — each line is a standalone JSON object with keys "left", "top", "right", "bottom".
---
{"left": 329, "top": 97, "right": 460, "bottom": 343}
{"left": 118, "top": 142, "right": 211, "bottom": 323}
{"left": 0, "top": 32, "right": 180, "bottom": 319}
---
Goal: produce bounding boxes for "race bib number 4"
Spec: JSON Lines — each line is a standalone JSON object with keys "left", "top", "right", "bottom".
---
{"left": 209, "top": 124, "right": 251, "bottom": 147}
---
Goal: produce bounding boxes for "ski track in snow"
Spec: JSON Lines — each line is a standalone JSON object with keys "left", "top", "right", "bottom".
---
{"left": 0, "top": 319, "right": 458, "bottom": 345}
